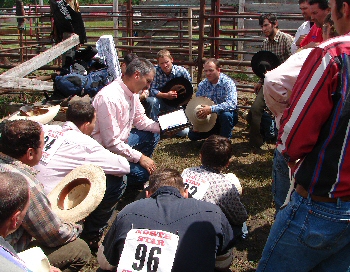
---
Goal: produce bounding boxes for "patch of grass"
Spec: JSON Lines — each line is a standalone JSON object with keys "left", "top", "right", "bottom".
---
{"left": 230, "top": 72, "right": 260, "bottom": 83}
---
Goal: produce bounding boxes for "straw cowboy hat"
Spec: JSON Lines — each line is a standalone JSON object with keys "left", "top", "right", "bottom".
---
{"left": 161, "top": 77, "right": 193, "bottom": 107}
{"left": 48, "top": 164, "right": 106, "bottom": 223}
{"left": 185, "top": 96, "right": 217, "bottom": 132}
{"left": 251, "top": 50, "right": 280, "bottom": 78}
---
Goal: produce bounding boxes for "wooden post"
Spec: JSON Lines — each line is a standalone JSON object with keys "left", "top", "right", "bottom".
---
{"left": 127, "top": 0, "right": 133, "bottom": 47}
{"left": 188, "top": 7, "right": 193, "bottom": 80}
{"left": 113, "top": 0, "right": 119, "bottom": 44}
{"left": 237, "top": 0, "right": 245, "bottom": 61}
{"left": 1, "top": 34, "right": 79, "bottom": 78}
{"left": 16, "top": 1, "right": 25, "bottom": 63}
{"left": 197, "top": 0, "right": 206, "bottom": 85}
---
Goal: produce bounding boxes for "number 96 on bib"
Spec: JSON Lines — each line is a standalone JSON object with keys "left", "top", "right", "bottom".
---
{"left": 117, "top": 229, "right": 179, "bottom": 272}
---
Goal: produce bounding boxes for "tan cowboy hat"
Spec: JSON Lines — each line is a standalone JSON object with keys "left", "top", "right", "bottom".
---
{"left": 185, "top": 96, "right": 217, "bottom": 132}
{"left": 48, "top": 164, "right": 106, "bottom": 223}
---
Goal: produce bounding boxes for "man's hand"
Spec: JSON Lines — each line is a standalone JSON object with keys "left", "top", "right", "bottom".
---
{"left": 49, "top": 266, "right": 62, "bottom": 272}
{"left": 166, "top": 90, "right": 178, "bottom": 100}
{"left": 296, "top": 34, "right": 307, "bottom": 46}
{"left": 139, "top": 155, "right": 156, "bottom": 174}
{"left": 157, "top": 90, "right": 178, "bottom": 100}
{"left": 196, "top": 105, "right": 211, "bottom": 119}
{"left": 254, "top": 83, "right": 262, "bottom": 94}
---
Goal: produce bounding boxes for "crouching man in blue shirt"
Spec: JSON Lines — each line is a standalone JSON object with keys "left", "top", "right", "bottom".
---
{"left": 188, "top": 58, "right": 238, "bottom": 140}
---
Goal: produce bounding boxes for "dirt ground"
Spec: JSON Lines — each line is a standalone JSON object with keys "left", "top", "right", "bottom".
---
{"left": 81, "top": 106, "right": 277, "bottom": 272}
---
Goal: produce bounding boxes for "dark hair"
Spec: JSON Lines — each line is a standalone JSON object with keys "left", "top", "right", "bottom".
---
{"left": 259, "top": 13, "right": 277, "bottom": 26}
{"left": 0, "top": 120, "right": 42, "bottom": 159}
{"left": 205, "top": 58, "right": 221, "bottom": 69}
{"left": 0, "top": 172, "right": 29, "bottom": 226}
{"left": 123, "top": 53, "right": 138, "bottom": 66}
{"left": 66, "top": 100, "right": 95, "bottom": 127}
{"left": 125, "top": 57, "right": 155, "bottom": 77}
{"left": 200, "top": 135, "right": 232, "bottom": 172}
{"left": 308, "top": 0, "right": 329, "bottom": 10}
{"left": 299, "top": 0, "right": 309, "bottom": 4}
{"left": 148, "top": 168, "right": 184, "bottom": 194}
{"left": 334, "top": 0, "right": 350, "bottom": 18}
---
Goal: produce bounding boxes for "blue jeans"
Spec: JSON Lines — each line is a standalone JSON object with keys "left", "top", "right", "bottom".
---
{"left": 272, "top": 149, "right": 290, "bottom": 212}
{"left": 257, "top": 191, "right": 350, "bottom": 272}
{"left": 127, "top": 128, "right": 160, "bottom": 184}
{"left": 81, "top": 174, "right": 126, "bottom": 239}
{"left": 144, "top": 96, "right": 174, "bottom": 121}
{"left": 188, "top": 110, "right": 238, "bottom": 140}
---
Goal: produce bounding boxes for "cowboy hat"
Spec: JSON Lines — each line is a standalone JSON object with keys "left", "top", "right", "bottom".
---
{"left": 48, "top": 164, "right": 106, "bottom": 223}
{"left": 161, "top": 77, "right": 193, "bottom": 107}
{"left": 185, "top": 96, "right": 217, "bottom": 132}
{"left": 251, "top": 51, "right": 280, "bottom": 78}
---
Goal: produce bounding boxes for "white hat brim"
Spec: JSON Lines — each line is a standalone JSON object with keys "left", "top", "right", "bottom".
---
{"left": 48, "top": 164, "right": 106, "bottom": 223}
{"left": 185, "top": 96, "right": 217, "bottom": 132}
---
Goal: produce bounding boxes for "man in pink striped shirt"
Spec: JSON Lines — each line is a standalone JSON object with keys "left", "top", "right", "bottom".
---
{"left": 92, "top": 58, "right": 160, "bottom": 187}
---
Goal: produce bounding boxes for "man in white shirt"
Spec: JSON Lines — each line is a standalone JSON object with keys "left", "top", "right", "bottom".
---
{"left": 291, "top": 0, "right": 313, "bottom": 53}
{"left": 35, "top": 100, "right": 130, "bottom": 249}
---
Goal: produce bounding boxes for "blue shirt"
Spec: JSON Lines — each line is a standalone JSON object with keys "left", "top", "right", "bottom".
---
{"left": 149, "top": 64, "right": 192, "bottom": 97}
{"left": 196, "top": 73, "right": 237, "bottom": 113}
{"left": 0, "top": 237, "right": 31, "bottom": 272}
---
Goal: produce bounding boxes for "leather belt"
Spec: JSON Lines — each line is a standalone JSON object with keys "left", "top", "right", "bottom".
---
{"left": 296, "top": 184, "right": 350, "bottom": 203}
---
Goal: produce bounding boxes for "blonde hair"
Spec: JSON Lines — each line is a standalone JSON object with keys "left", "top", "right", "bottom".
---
{"left": 157, "top": 49, "right": 173, "bottom": 60}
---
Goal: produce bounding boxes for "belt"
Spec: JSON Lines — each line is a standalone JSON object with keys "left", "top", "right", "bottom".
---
{"left": 295, "top": 184, "right": 350, "bottom": 203}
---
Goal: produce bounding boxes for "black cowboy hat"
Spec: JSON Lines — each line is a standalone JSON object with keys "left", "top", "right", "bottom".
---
{"left": 251, "top": 51, "right": 280, "bottom": 78}
{"left": 160, "top": 77, "right": 193, "bottom": 107}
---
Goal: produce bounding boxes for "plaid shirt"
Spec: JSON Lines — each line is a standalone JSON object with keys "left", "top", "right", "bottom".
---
{"left": 149, "top": 64, "right": 192, "bottom": 97}
{"left": 262, "top": 30, "right": 293, "bottom": 64}
{"left": 196, "top": 73, "right": 237, "bottom": 113}
{"left": 1, "top": 153, "right": 81, "bottom": 252}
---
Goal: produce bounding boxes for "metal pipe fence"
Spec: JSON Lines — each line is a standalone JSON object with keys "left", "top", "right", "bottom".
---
{"left": 0, "top": 3, "right": 303, "bottom": 93}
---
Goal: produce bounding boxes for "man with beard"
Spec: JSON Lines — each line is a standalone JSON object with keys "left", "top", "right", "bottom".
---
{"left": 248, "top": 13, "right": 293, "bottom": 148}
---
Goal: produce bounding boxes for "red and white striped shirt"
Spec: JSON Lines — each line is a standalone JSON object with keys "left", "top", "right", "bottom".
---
{"left": 277, "top": 33, "right": 350, "bottom": 198}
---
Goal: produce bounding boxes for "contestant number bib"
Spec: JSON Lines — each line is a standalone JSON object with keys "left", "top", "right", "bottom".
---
{"left": 117, "top": 229, "right": 179, "bottom": 272}
{"left": 182, "top": 172, "right": 210, "bottom": 199}
{"left": 41, "top": 127, "right": 65, "bottom": 164}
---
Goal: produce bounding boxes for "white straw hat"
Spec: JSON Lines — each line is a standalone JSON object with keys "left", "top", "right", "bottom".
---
{"left": 48, "top": 164, "right": 106, "bottom": 223}
{"left": 185, "top": 96, "right": 217, "bottom": 132}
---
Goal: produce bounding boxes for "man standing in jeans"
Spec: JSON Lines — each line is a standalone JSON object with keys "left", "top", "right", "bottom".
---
{"left": 248, "top": 13, "right": 293, "bottom": 148}
{"left": 257, "top": 0, "right": 350, "bottom": 270}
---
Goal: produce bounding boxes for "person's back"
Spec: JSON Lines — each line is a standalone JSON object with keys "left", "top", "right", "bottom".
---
{"left": 181, "top": 135, "right": 248, "bottom": 233}
{"left": 35, "top": 100, "right": 129, "bottom": 194}
{"left": 98, "top": 169, "right": 235, "bottom": 272}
